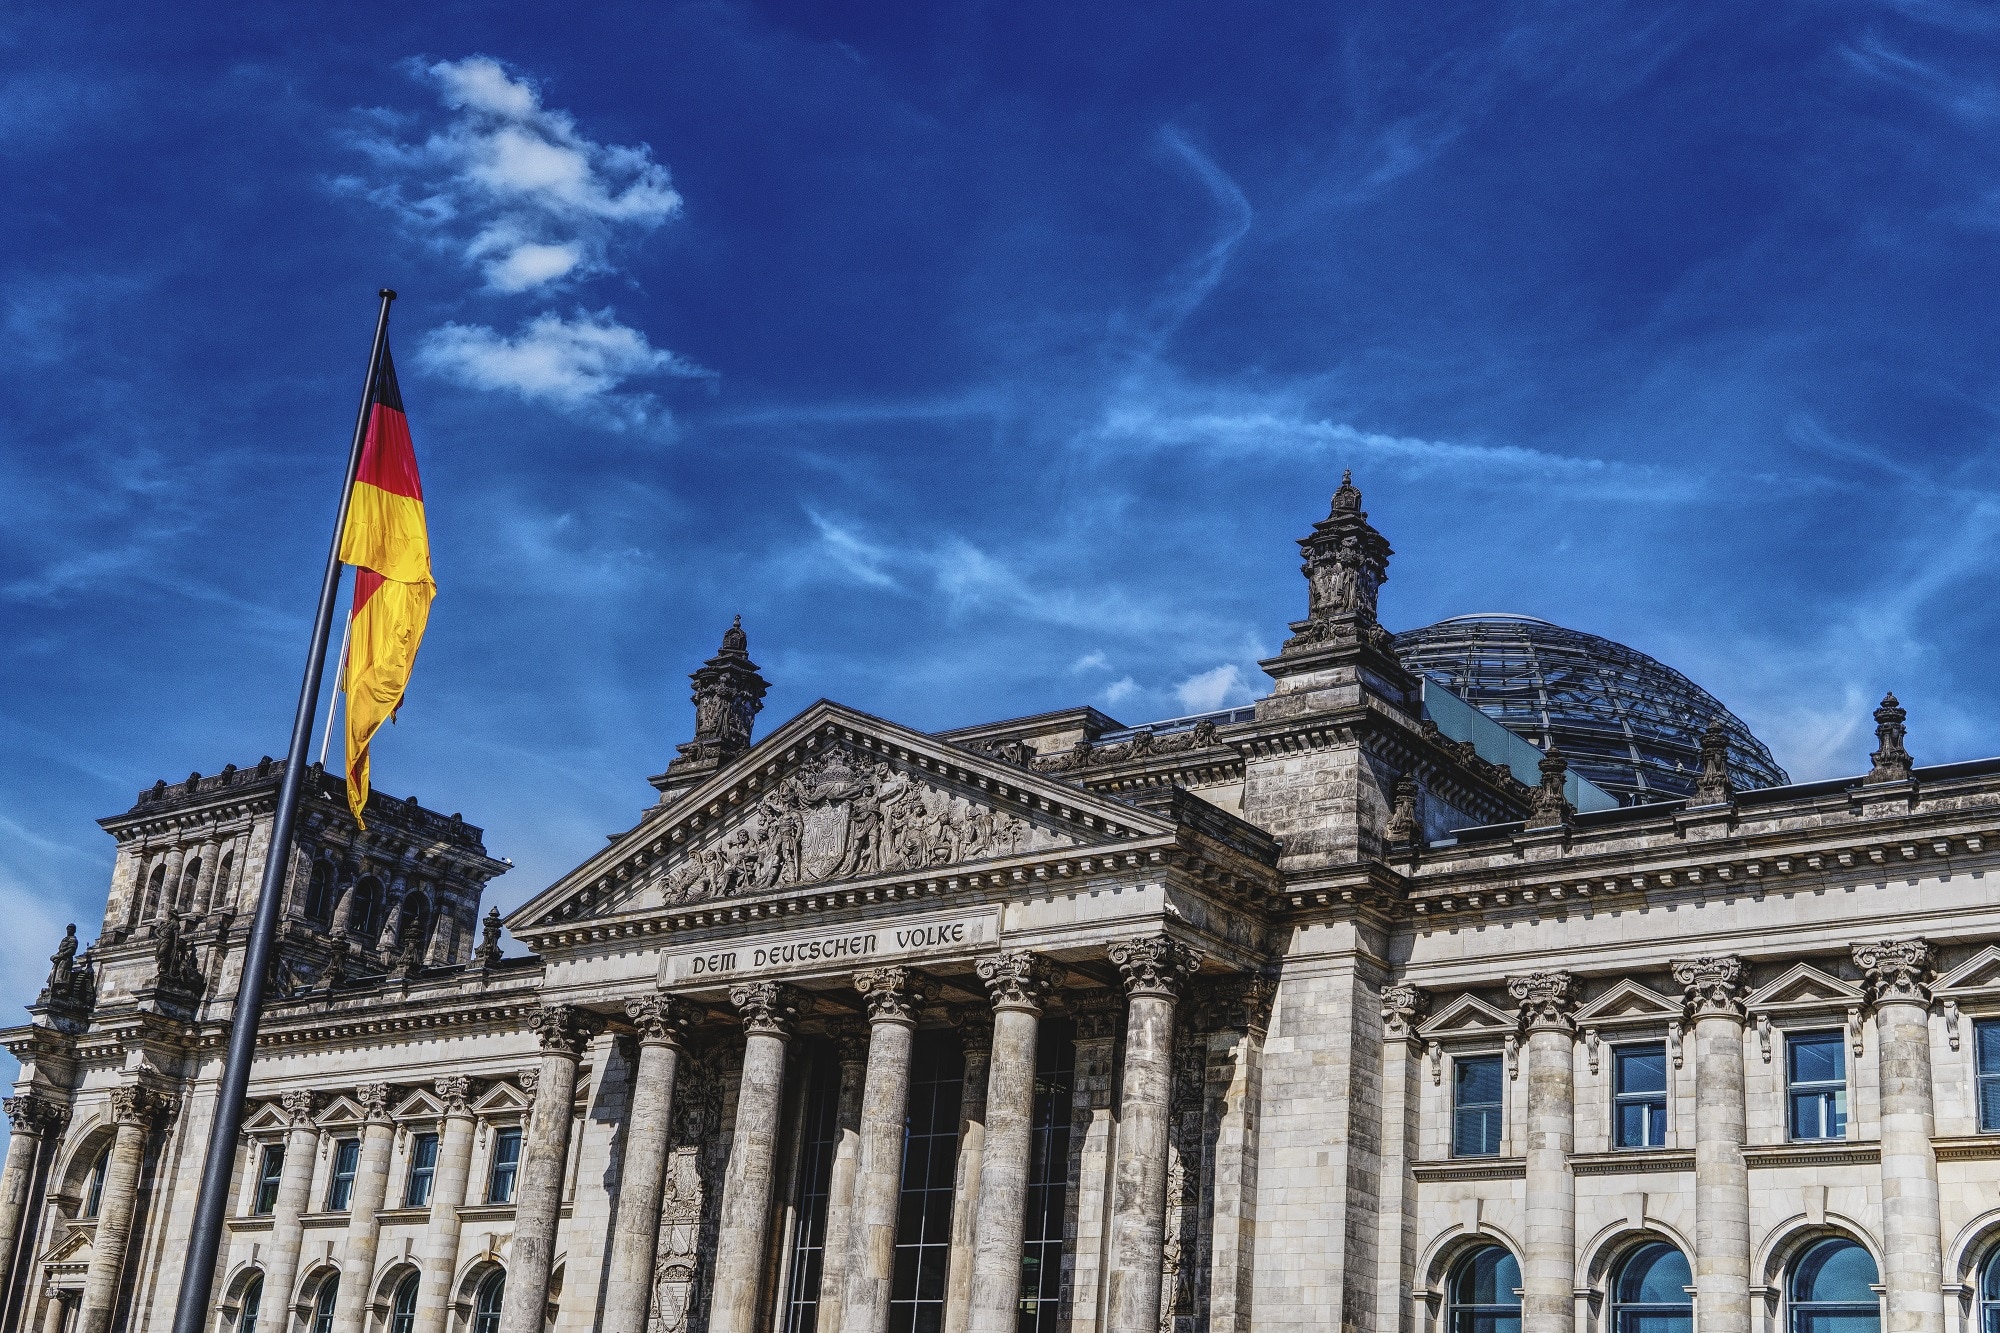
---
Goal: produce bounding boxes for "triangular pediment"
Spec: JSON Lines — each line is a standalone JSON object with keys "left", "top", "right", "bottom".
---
{"left": 510, "top": 700, "right": 1179, "bottom": 933}
{"left": 1575, "top": 980, "right": 1681, "bottom": 1027}
{"left": 1747, "top": 962, "right": 1863, "bottom": 1012}
{"left": 1936, "top": 946, "right": 2000, "bottom": 997}
{"left": 1418, "top": 994, "right": 1514, "bottom": 1038}
{"left": 392, "top": 1088, "right": 445, "bottom": 1120}
{"left": 244, "top": 1101, "right": 292, "bottom": 1132}
{"left": 44, "top": 1228, "right": 91, "bottom": 1265}
{"left": 315, "top": 1094, "right": 366, "bottom": 1126}
{"left": 471, "top": 1080, "right": 530, "bottom": 1115}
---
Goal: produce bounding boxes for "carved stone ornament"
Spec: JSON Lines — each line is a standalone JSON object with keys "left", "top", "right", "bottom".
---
{"left": 627, "top": 994, "right": 698, "bottom": 1047}
{"left": 518, "top": 1069, "right": 541, "bottom": 1104}
{"left": 279, "top": 1089, "right": 318, "bottom": 1127}
{"left": 854, "top": 966, "right": 929, "bottom": 1026}
{"left": 1194, "top": 972, "right": 1277, "bottom": 1034}
{"left": 1671, "top": 956, "right": 1748, "bottom": 1019}
{"left": 1853, "top": 939, "right": 1936, "bottom": 1006}
{"left": 1692, "top": 721, "right": 1736, "bottom": 806}
{"left": 434, "top": 1076, "right": 473, "bottom": 1115}
{"left": 729, "top": 982, "right": 803, "bottom": 1039}
{"left": 662, "top": 617, "right": 771, "bottom": 785}
{"left": 1278, "top": 470, "right": 1396, "bottom": 656}
{"left": 1381, "top": 983, "right": 1428, "bottom": 1039}
{"left": 833, "top": 1025, "right": 870, "bottom": 1065}
{"left": 530, "top": 1003, "right": 608, "bottom": 1057}
{"left": 1026, "top": 719, "right": 1226, "bottom": 775}
{"left": 1385, "top": 775, "right": 1420, "bottom": 846}
{"left": 357, "top": 1083, "right": 393, "bottom": 1122}
{"left": 976, "top": 951, "right": 1055, "bottom": 1013}
{"left": 951, "top": 1008, "right": 994, "bottom": 1058}
{"left": 110, "top": 1084, "right": 174, "bottom": 1127}
{"left": 4, "top": 1093, "right": 70, "bottom": 1137}
{"left": 1508, "top": 971, "right": 1580, "bottom": 1033}
{"left": 474, "top": 907, "right": 504, "bottom": 969}
{"left": 1525, "top": 750, "right": 1574, "bottom": 831}
{"left": 1109, "top": 936, "right": 1203, "bottom": 1000}
{"left": 1866, "top": 693, "right": 1914, "bottom": 784}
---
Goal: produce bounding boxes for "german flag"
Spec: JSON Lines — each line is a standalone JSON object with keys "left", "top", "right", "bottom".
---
{"left": 337, "top": 344, "right": 434, "bottom": 828}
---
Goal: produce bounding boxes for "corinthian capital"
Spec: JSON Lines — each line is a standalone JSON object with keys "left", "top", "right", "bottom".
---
{"left": 1381, "top": 984, "right": 1428, "bottom": 1039}
{"left": 4, "top": 1092, "right": 69, "bottom": 1137}
{"left": 975, "top": 952, "right": 1055, "bottom": 1014}
{"left": 626, "top": 994, "right": 698, "bottom": 1047}
{"left": 1853, "top": 939, "right": 1936, "bottom": 1006}
{"left": 1508, "top": 971, "right": 1580, "bottom": 1033}
{"left": 1109, "top": 936, "right": 1202, "bottom": 1001}
{"left": 357, "top": 1083, "right": 393, "bottom": 1122}
{"left": 1672, "top": 956, "right": 1748, "bottom": 1020}
{"left": 110, "top": 1084, "right": 174, "bottom": 1127}
{"left": 854, "top": 967, "right": 928, "bottom": 1026}
{"left": 278, "top": 1090, "right": 318, "bottom": 1127}
{"left": 434, "top": 1077, "right": 473, "bottom": 1115}
{"left": 729, "top": 982, "right": 803, "bottom": 1038}
{"left": 530, "top": 1003, "right": 607, "bottom": 1057}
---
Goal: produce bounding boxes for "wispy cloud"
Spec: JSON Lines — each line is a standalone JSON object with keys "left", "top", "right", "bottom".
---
{"left": 419, "top": 309, "right": 711, "bottom": 430}
{"left": 1174, "top": 663, "right": 1254, "bottom": 712}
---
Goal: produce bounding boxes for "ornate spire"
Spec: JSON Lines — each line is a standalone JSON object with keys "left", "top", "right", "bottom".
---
{"left": 1866, "top": 692, "right": 1913, "bottom": 784}
{"left": 655, "top": 617, "right": 772, "bottom": 793}
{"left": 1692, "top": 720, "right": 1735, "bottom": 806}
{"left": 1525, "top": 748, "right": 1574, "bottom": 831}
{"left": 1278, "top": 468, "right": 1396, "bottom": 656}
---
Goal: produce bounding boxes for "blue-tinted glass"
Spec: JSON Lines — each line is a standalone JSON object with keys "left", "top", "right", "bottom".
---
{"left": 1620, "top": 1313, "right": 1691, "bottom": 1333}
{"left": 241, "top": 1278, "right": 262, "bottom": 1333}
{"left": 1457, "top": 1056, "right": 1504, "bottom": 1105}
{"left": 1618, "top": 1104, "right": 1647, "bottom": 1147}
{"left": 1795, "top": 1241, "right": 1879, "bottom": 1303}
{"left": 1619, "top": 1245, "right": 1693, "bottom": 1304}
{"left": 1979, "top": 1023, "right": 2000, "bottom": 1073}
{"left": 1454, "top": 1107, "right": 1502, "bottom": 1157}
{"left": 328, "top": 1140, "right": 359, "bottom": 1211}
{"left": 1985, "top": 1254, "right": 2000, "bottom": 1301}
{"left": 1796, "top": 1313, "right": 1878, "bottom": 1333}
{"left": 1616, "top": 1048, "right": 1666, "bottom": 1095}
{"left": 1455, "top": 1247, "right": 1521, "bottom": 1305}
{"left": 1454, "top": 1057, "right": 1504, "bottom": 1157}
{"left": 1789, "top": 1034, "right": 1845, "bottom": 1085}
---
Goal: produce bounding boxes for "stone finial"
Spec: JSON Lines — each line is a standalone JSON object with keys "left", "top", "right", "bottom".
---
{"left": 357, "top": 1084, "right": 393, "bottom": 1122}
{"left": 435, "top": 1076, "right": 474, "bottom": 1114}
{"left": 659, "top": 618, "right": 771, "bottom": 790}
{"left": 854, "top": 966, "right": 929, "bottom": 1025}
{"left": 530, "top": 1003, "right": 607, "bottom": 1056}
{"left": 626, "top": 994, "right": 697, "bottom": 1047}
{"left": 975, "top": 952, "right": 1056, "bottom": 1013}
{"left": 728, "top": 981, "right": 803, "bottom": 1039}
{"left": 1693, "top": 721, "right": 1735, "bottom": 806}
{"left": 1382, "top": 983, "right": 1428, "bottom": 1039}
{"left": 4, "top": 1093, "right": 69, "bottom": 1137}
{"left": 279, "top": 1090, "right": 318, "bottom": 1126}
{"left": 1671, "top": 956, "right": 1748, "bottom": 1019}
{"left": 1108, "top": 935, "right": 1203, "bottom": 1000}
{"left": 1526, "top": 748, "right": 1574, "bottom": 831}
{"left": 1282, "top": 469, "right": 1396, "bottom": 654}
{"left": 1853, "top": 939, "right": 1936, "bottom": 1006}
{"left": 474, "top": 907, "right": 504, "bottom": 969}
{"left": 1508, "top": 971, "right": 1580, "bottom": 1033}
{"left": 1866, "top": 693, "right": 1914, "bottom": 784}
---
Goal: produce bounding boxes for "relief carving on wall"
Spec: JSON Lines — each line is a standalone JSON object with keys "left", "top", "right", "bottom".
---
{"left": 650, "top": 1045, "right": 727, "bottom": 1333}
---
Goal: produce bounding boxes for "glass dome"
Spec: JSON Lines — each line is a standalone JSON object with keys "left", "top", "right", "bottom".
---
{"left": 1392, "top": 613, "right": 1789, "bottom": 806}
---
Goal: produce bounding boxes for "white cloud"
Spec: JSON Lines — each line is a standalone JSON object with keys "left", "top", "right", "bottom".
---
{"left": 1071, "top": 651, "right": 1111, "bottom": 674}
{"left": 1102, "top": 677, "right": 1140, "bottom": 706}
{"left": 1174, "top": 663, "right": 1253, "bottom": 712}
{"left": 418, "top": 310, "right": 710, "bottom": 428}
{"left": 806, "top": 512, "right": 901, "bottom": 589}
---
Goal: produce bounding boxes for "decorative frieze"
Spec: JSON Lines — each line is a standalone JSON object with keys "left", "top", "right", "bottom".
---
{"left": 1381, "top": 983, "right": 1428, "bottom": 1040}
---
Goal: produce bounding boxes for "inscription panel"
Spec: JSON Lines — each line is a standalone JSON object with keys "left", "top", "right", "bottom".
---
{"left": 660, "top": 909, "right": 1000, "bottom": 986}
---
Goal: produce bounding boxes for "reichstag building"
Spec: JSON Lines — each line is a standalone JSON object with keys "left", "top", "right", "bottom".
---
{"left": 5, "top": 474, "right": 1999, "bottom": 1333}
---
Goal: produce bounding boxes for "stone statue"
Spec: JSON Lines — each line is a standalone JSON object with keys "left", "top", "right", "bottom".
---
{"left": 48, "top": 925, "right": 76, "bottom": 991}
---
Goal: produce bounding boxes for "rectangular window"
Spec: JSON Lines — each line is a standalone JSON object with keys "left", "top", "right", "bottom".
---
{"left": 887, "top": 1031, "right": 964, "bottom": 1333}
{"left": 1019, "top": 1018, "right": 1077, "bottom": 1333}
{"left": 253, "top": 1143, "right": 285, "bottom": 1215}
{"left": 326, "top": 1139, "right": 360, "bottom": 1211}
{"left": 781, "top": 1048, "right": 842, "bottom": 1333}
{"left": 1787, "top": 1031, "right": 1848, "bottom": 1142}
{"left": 488, "top": 1126, "right": 522, "bottom": 1204}
{"left": 1613, "top": 1044, "right": 1668, "bottom": 1149}
{"left": 405, "top": 1132, "right": 439, "bottom": 1208}
{"left": 1452, "top": 1054, "right": 1505, "bottom": 1157}
{"left": 1978, "top": 1020, "right": 2000, "bottom": 1134}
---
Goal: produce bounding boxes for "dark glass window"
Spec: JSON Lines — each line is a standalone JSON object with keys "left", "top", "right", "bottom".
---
{"left": 1789, "top": 1239, "right": 1878, "bottom": 1333}
{"left": 1019, "top": 1019, "right": 1075, "bottom": 1333}
{"left": 1453, "top": 1055, "right": 1504, "bottom": 1157}
{"left": 311, "top": 1278, "right": 339, "bottom": 1333}
{"left": 390, "top": 1273, "right": 420, "bottom": 1333}
{"left": 83, "top": 1149, "right": 108, "bottom": 1218}
{"left": 1613, "top": 1045, "right": 1668, "bottom": 1149}
{"left": 782, "top": 1047, "right": 843, "bottom": 1333}
{"left": 888, "top": 1031, "right": 964, "bottom": 1333}
{"left": 405, "top": 1133, "right": 438, "bottom": 1207}
{"left": 327, "top": 1139, "right": 360, "bottom": 1211}
{"left": 1977, "top": 1021, "right": 2000, "bottom": 1134}
{"left": 254, "top": 1144, "right": 285, "bottom": 1215}
{"left": 1787, "top": 1032, "right": 1848, "bottom": 1142}
{"left": 239, "top": 1276, "right": 263, "bottom": 1333}
{"left": 305, "top": 861, "right": 336, "bottom": 925}
{"left": 488, "top": 1127, "right": 522, "bottom": 1204}
{"left": 351, "top": 877, "right": 383, "bottom": 940}
{"left": 1448, "top": 1245, "right": 1521, "bottom": 1333}
{"left": 1980, "top": 1248, "right": 2000, "bottom": 1333}
{"left": 1613, "top": 1243, "right": 1692, "bottom": 1333}
{"left": 473, "top": 1271, "right": 505, "bottom": 1333}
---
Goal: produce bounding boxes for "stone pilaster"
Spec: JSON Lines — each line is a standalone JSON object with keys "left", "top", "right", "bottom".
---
{"left": 0, "top": 1094, "right": 67, "bottom": 1298}
{"left": 261, "top": 1091, "right": 322, "bottom": 1333}
{"left": 412, "top": 1078, "right": 477, "bottom": 1333}
{"left": 816, "top": 1029, "right": 870, "bottom": 1333}
{"left": 1204, "top": 975, "right": 1274, "bottom": 1333}
{"left": 1854, "top": 941, "right": 1943, "bottom": 1333}
{"left": 1508, "top": 972, "right": 1578, "bottom": 1333}
{"left": 604, "top": 996, "right": 695, "bottom": 1333}
{"left": 841, "top": 967, "right": 930, "bottom": 1333}
{"left": 1373, "top": 985, "right": 1426, "bottom": 1333}
{"left": 499, "top": 1004, "right": 606, "bottom": 1333}
{"left": 1065, "top": 1001, "right": 1121, "bottom": 1333}
{"left": 1104, "top": 936, "right": 1201, "bottom": 1333}
{"left": 332, "top": 1083, "right": 396, "bottom": 1333}
{"left": 1672, "top": 957, "right": 1751, "bottom": 1333}
{"left": 77, "top": 1085, "right": 174, "bottom": 1333}
{"left": 942, "top": 1013, "right": 992, "bottom": 1333}
{"left": 710, "top": 982, "right": 803, "bottom": 1333}
{"left": 967, "top": 952, "right": 1056, "bottom": 1333}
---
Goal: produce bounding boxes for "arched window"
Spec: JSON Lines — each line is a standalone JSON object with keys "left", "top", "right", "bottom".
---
{"left": 311, "top": 1277, "right": 338, "bottom": 1333}
{"left": 1790, "top": 1239, "right": 1879, "bottom": 1333}
{"left": 473, "top": 1271, "right": 505, "bottom": 1333}
{"left": 389, "top": 1272, "right": 419, "bottom": 1333}
{"left": 239, "top": 1275, "right": 263, "bottom": 1333}
{"left": 215, "top": 850, "right": 234, "bottom": 909}
{"left": 1977, "top": 1249, "right": 1999, "bottom": 1333}
{"left": 1448, "top": 1245, "right": 1521, "bottom": 1333}
{"left": 305, "top": 861, "right": 337, "bottom": 925}
{"left": 350, "top": 877, "right": 383, "bottom": 940}
{"left": 179, "top": 858, "right": 202, "bottom": 912}
{"left": 396, "top": 894, "right": 432, "bottom": 957}
{"left": 1613, "top": 1243, "right": 1692, "bottom": 1333}
{"left": 144, "top": 865, "right": 167, "bottom": 922}
{"left": 82, "top": 1148, "right": 109, "bottom": 1218}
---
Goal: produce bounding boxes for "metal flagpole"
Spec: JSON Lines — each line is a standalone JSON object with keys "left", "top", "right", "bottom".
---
{"left": 170, "top": 288, "right": 397, "bottom": 1333}
{"left": 319, "top": 617, "right": 350, "bottom": 765}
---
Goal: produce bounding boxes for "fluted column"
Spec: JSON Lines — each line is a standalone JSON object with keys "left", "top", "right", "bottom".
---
{"left": 333, "top": 1084, "right": 396, "bottom": 1333}
{"left": 710, "top": 983, "right": 803, "bottom": 1333}
{"left": 967, "top": 952, "right": 1056, "bottom": 1333}
{"left": 1672, "top": 957, "right": 1751, "bottom": 1333}
{"left": 941, "top": 1014, "right": 992, "bottom": 1333}
{"left": 838, "top": 968, "right": 929, "bottom": 1333}
{"left": 1510, "top": 972, "right": 1579, "bottom": 1333}
{"left": 412, "top": 1078, "right": 477, "bottom": 1333}
{"left": 1855, "top": 941, "right": 1944, "bottom": 1333}
{"left": 1104, "top": 937, "right": 1201, "bottom": 1333}
{"left": 604, "top": 996, "right": 696, "bottom": 1333}
{"left": 816, "top": 1030, "right": 870, "bottom": 1333}
{"left": 499, "top": 1004, "right": 606, "bottom": 1333}
{"left": 77, "top": 1085, "right": 173, "bottom": 1333}
{"left": 260, "top": 1092, "right": 322, "bottom": 1333}
{"left": 0, "top": 1094, "right": 66, "bottom": 1296}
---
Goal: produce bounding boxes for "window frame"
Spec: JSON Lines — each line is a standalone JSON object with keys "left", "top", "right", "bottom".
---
{"left": 82, "top": 1148, "right": 109, "bottom": 1219}
{"left": 1785, "top": 1030, "right": 1850, "bottom": 1143}
{"left": 238, "top": 1275, "right": 263, "bottom": 1333}
{"left": 1611, "top": 1043, "right": 1669, "bottom": 1150}
{"left": 326, "top": 1138, "right": 361, "bottom": 1211}
{"left": 487, "top": 1126, "right": 523, "bottom": 1205}
{"left": 311, "top": 1277, "right": 339, "bottom": 1333}
{"left": 1610, "top": 1242, "right": 1692, "bottom": 1333}
{"left": 1978, "top": 1245, "right": 2000, "bottom": 1333}
{"left": 1975, "top": 1019, "right": 2000, "bottom": 1135}
{"left": 472, "top": 1270, "right": 505, "bottom": 1333}
{"left": 1451, "top": 1052, "right": 1506, "bottom": 1159}
{"left": 405, "top": 1131, "right": 439, "bottom": 1208}
{"left": 252, "top": 1143, "right": 285, "bottom": 1215}
{"left": 389, "top": 1272, "right": 420, "bottom": 1333}
{"left": 1786, "top": 1237, "right": 1880, "bottom": 1333}
{"left": 1445, "top": 1243, "right": 1521, "bottom": 1333}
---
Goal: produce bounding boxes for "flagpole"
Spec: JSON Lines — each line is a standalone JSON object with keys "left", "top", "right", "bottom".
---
{"left": 170, "top": 288, "right": 396, "bottom": 1333}
{"left": 319, "top": 617, "right": 350, "bottom": 765}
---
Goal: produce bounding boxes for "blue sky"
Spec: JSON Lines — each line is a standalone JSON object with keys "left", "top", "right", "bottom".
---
{"left": 6, "top": 0, "right": 2000, "bottom": 1022}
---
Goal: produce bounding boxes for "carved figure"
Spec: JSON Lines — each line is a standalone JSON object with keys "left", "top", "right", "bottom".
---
{"left": 48, "top": 925, "right": 76, "bottom": 989}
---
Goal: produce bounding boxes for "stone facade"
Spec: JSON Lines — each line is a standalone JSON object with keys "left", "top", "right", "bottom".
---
{"left": 8, "top": 479, "right": 2000, "bottom": 1333}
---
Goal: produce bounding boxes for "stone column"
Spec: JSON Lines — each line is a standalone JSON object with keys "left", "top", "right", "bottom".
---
{"left": 840, "top": 967, "right": 929, "bottom": 1333}
{"left": 194, "top": 836, "right": 223, "bottom": 914}
{"left": 816, "top": 1030, "right": 870, "bottom": 1333}
{"left": 941, "top": 1014, "right": 993, "bottom": 1333}
{"left": 1065, "top": 1001, "right": 1122, "bottom": 1333}
{"left": 1509, "top": 972, "right": 1579, "bottom": 1333}
{"left": 710, "top": 983, "right": 803, "bottom": 1333}
{"left": 412, "top": 1078, "right": 477, "bottom": 1333}
{"left": 1205, "top": 977, "right": 1273, "bottom": 1333}
{"left": 1672, "top": 957, "right": 1752, "bottom": 1333}
{"left": 77, "top": 1085, "right": 173, "bottom": 1333}
{"left": 1373, "top": 986, "right": 1427, "bottom": 1333}
{"left": 498, "top": 1004, "right": 606, "bottom": 1333}
{"left": 0, "top": 1094, "right": 66, "bottom": 1295}
{"left": 260, "top": 1092, "right": 322, "bottom": 1333}
{"left": 159, "top": 846, "right": 185, "bottom": 919}
{"left": 967, "top": 953, "right": 1056, "bottom": 1333}
{"left": 42, "top": 1286, "right": 72, "bottom": 1333}
{"left": 332, "top": 1084, "right": 396, "bottom": 1333}
{"left": 603, "top": 996, "right": 696, "bottom": 1333}
{"left": 1855, "top": 941, "right": 1944, "bottom": 1333}
{"left": 1104, "top": 936, "right": 1201, "bottom": 1333}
